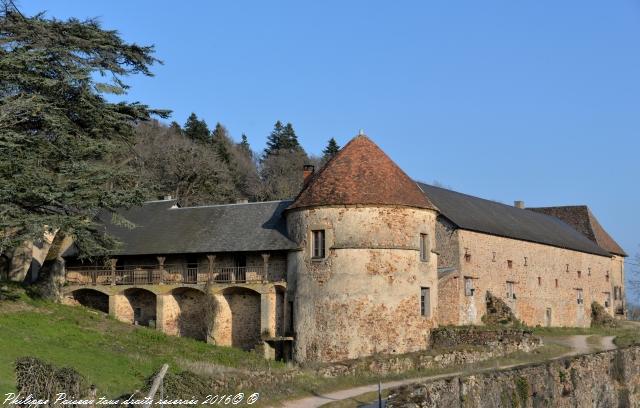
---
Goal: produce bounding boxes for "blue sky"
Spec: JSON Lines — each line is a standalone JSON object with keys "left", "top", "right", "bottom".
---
{"left": 22, "top": 1, "right": 639, "bottom": 275}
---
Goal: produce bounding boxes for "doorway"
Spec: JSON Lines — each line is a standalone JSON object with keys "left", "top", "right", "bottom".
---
{"left": 234, "top": 254, "right": 247, "bottom": 282}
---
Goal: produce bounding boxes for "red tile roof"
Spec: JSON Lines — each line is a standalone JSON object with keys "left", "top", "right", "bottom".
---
{"left": 288, "top": 135, "right": 437, "bottom": 210}
{"left": 528, "top": 206, "right": 627, "bottom": 257}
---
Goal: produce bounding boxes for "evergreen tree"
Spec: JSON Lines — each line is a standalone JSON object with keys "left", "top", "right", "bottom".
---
{"left": 239, "top": 133, "right": 252, "bottom": 156}
{"left": 280, "top": 122, "right": 301, "bottom": 151}
{"left": 211, "top": 122, "right": 232, "bottom": 164}
{"left": 264, "top": 120, "right": 285, "bottom": 156}
{"left": 183, "top": 113, "right": 210, "bottom": 143}
{"left": 322, "top": 138, "right": 340, "bottom": 161}
{"left": 0, "top": 3, "right": 168, "bottom": 256}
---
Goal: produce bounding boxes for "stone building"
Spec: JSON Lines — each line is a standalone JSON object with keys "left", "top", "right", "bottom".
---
{"left": 49, "top": 134, "right": 626, "bottom": 363}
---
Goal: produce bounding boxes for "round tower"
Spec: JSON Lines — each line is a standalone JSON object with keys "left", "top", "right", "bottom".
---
{"left": 285, "top": 135, "right": 439, "bottom": 363}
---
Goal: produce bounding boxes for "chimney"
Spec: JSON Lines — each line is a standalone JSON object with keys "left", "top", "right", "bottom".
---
{"left": 303, "top": 165, "right": 315, "bottom": 184}
{"left": 514, "top": 200, "right": 525, "bottom": 209}
{"left": 236, "top": 198, "right": 249, "bottom": 204}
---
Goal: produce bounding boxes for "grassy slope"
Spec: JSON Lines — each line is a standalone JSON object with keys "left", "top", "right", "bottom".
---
{"left": 0, "top": 285, "right": 280, "bottom": 396}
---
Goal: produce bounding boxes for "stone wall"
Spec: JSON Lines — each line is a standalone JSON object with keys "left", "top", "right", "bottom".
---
{"left": 161, "top": 288, "right": 207, "bottom": 340}
{"left": 437, "top": 227, "right": 615, "bottom": 328}
{"left": 287, "top": 205, "right": 439, "bottom": 363}
{"left": 430, "top": 327, "right": 540, "bottom": 350}
{"left": 387, "top": 345, "right": 640, "bottom": 408}
{"left": 209, "top": 287, "right": 262, "bottom": 350}
{"left": 117, "top": 288, "right": 157, "bottom": 326}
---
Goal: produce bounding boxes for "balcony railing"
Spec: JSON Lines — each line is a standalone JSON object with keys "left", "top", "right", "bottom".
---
{"left": 65, "top": 263, "right": 286, "bottom": 286}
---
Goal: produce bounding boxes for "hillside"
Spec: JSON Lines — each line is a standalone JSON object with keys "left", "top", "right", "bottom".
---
{"left": 0, "top": 284, "right": 280, "bottom": 396}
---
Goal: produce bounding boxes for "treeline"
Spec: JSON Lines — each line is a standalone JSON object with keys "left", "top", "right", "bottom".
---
{"left": 130, "top": 115, "right": 341, "bottom": 206}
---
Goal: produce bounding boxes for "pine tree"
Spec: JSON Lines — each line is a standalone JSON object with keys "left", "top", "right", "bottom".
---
{"left": 211, "top": 122, "right": 232, "bottom": 163}
{"left": 183, "top": 113, "right": 210, "bottom": 143}
{"left": 264, "top": 120, "right": 285, "bottom": 156}
{"left": 169, "top": 121, "right": 182, "bottom": 134}
{"left": 0, "top": 3, "right": 169, "bottom": 256}
{"left": 322, "top": 138, "right": 340, "bottom": 161}
{"left": 280, "top": 122, "right": 301, "bottom": 151}
{"left": 239, "top": 134, "right": 252, "bottom": 156}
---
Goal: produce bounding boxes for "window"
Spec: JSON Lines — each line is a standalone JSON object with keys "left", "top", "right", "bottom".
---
{"left": 524, "top": 257, "right": 528, "bottom": 266}
{"left": 566, "top": 264, "right": 569, "bottom": 272}
{"left": 577, "top": 289, "right": 584, "bottom": 305}
{"left": 614, "top": 286, "right": 622, "bottom": 300}
{"left": 604, "top": 292, "right": 611, "bottom": 308}
{"left": 606, "top": 272, "right": 610, "bottom": 282}
{"left": 555, "top": 278, "right": 559, "bottom": 288}
{"left": 420, "top": 287, "right": 431, "bottom": 317}
{"left": 506, "top": 281, "right": 516, "bottom": 300}
{"left": 312, "top": 230, "right": 325, "bottom": 259}
{"left": 420, "top": 234, "right": 429, "bottom": 262}
{"left": 588, "top": 267, "right": 591, "bottom": 276}
{"left": 492, "top": 252, "right": 496, "bottom": 262}
{"left": 577, "top": 270, "right": 581, "bottom": 279}
{"left": 464, "top": 277, "right": 475, "bottom": 296}
{"left": 538, "top": 277, "right": 542, "bottom": 286}
{"left": 507, "top": 260, "right": 513, "bottom": 269}
{"left": 464, "top": 253, "right": 471, "bottom": 262}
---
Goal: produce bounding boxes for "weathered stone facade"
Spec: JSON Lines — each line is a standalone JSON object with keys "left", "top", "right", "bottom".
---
{"left": 436, "top": 225, "right": 620, "bottom": 328}
{"left": 286, "top": 205, "right": 439, "bottom": 363}
{"left": 387, "top": 345, "right": 640, "bottom": 408}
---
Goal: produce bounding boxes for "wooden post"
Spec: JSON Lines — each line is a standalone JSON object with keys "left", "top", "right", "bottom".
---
{"left": 109, "top": 258, "right": 117, "bottom": 286}
{"left": 157, "top": 256, "right": 166, "bottom": 285}
{"left": 206, "top": 254, "right": 216, "bottom": 283}
{"left": 144, "top": 364, "right": 169, "bottom": 408}
{"left": 261, "top": 253, "right": 270, "bottom": 283}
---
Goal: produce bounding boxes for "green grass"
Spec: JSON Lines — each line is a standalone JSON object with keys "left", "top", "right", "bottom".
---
{"left": 531, "top": 323, "right": 640, "bottom": 348}
{"left": 0, "top": 284, "right": 279, "bottom": 396}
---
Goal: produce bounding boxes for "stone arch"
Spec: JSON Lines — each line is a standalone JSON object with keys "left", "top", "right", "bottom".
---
{"left": 64, "top": 288, "right": 109, "bottom": 313}
{"left": 120, "top": 288, "right": 157, "bottom": 327}
{"left": 211, "top": 286, "right": 261, "bottom": 350}
{"left": 163, "top": 287, "right": 207, "bottom": 341}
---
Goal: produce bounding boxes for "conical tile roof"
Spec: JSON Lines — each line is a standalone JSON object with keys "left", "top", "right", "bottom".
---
{"left": 289, "top": 135, "right": 436, "bottom": 210}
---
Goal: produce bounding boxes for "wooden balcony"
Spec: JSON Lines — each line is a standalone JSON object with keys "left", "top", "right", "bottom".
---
{"left": 65, "top": 262, "right": 286, "bottom": 286}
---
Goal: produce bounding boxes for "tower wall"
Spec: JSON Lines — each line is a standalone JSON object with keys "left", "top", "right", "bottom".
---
{"left": 286, "top": 205, "right": 438, "bottom": 363}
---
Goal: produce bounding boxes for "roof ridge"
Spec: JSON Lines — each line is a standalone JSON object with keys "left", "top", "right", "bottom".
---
{"left": 174, "top": 199, "right": 293, "bottom": 210}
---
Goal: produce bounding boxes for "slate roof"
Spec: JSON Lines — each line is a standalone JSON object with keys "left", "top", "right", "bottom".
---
{"left": 289, "top": 135, "right": 436, "bottom": 210}
{"left": 417, "top": 183, "right": 611, "bottom": 257}
{"left": 99, "top": 199, "right": 297, "bottom": 256}
{"left": 528, "top": 206, "right": 627, "bottom": 257}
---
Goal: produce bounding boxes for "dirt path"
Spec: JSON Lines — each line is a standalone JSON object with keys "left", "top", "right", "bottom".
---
{"left": 280, "top": 335, "right": 617, "bottom": 408}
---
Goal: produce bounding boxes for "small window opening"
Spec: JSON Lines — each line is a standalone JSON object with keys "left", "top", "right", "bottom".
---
{"left": 492, "top": 252, "right": 496, "bottom": 262}
{"left": 464, "top": 277, "right": 475, "bottom": 296}
{"left": 420, "top": 287, "right": 431, "bottom": 317}
{"left": 566, "top": 264, "right": 569, "bottom": 272}
{"left": 464, "top": 253, "right": 471, "bottom": 262}
{"left": 538, "top": 277, "right": 542, "bottom": 286}
{"left": 576, "top": 289, "right": 584, "bottom": 305}
{"left": 555, "top": 278, "right": 559, "bottom": 288}
{"left": 588, "top": 267, "right": 591, "bottom": 276}
{"left": 420, "top": 234, "right": 429, "bottom": 262}
{"left": 507, "top": 260, "right": 513, "bottom": 269}
{"left": 524, "top": 256, "right": 528, "bottom": 266}
{"left": 312, "top": 230, "right": 326, "bottom": 259}
{"left": 506, "top": 281, "right": 516, "bottom": 300}
{"left": 577, "top": 270, "right": 581, "bottom": 279}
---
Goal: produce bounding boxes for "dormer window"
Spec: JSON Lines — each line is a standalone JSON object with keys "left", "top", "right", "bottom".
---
{"left": 312, "top": 230, "right": 325, "bottom": 259}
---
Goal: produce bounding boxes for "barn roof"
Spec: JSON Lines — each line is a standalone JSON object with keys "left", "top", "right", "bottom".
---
{"left": 289, "top": 135, "right": 436, "bottom": 210}
{"left": 528, "top": 206, "right": 626, "bottom": 257}
{"left": 417, "top": 183, "right": 611, "bottom": 257}
{"left": 97, "top": 199, "right": 297, "bottom": 256}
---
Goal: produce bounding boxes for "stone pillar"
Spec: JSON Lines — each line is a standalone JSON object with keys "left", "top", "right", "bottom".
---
{"left": 260, "top": 290, "right": 277, "bottom": 339}
{"left": 108, "top": 294, "right": 117, "bottom": 318}
{"left": 157, "top": 256, "right": 166, "bottom": 285}
{"left": 156, "top": 294, "right": 165, "bottom": 333}
{"left": 261, "top": 253, "right": 270, "bottom": 282}
{"left": 109, "top": 258, "right": 118, "bottom": 286}
{"left": 206, "top": 254, "right": 216, "bottom": 283}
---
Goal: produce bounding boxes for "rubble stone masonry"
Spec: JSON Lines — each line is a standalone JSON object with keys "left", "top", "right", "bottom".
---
{"left": 287, "top": 205, "right": 439, "bottom": 363}
{"left": 436, "top": 222, "right": 617, "bottom": 327}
